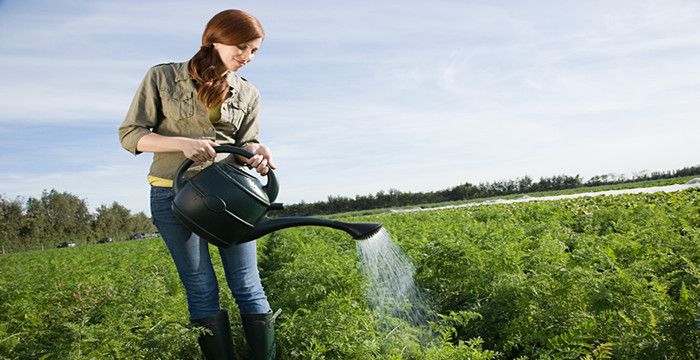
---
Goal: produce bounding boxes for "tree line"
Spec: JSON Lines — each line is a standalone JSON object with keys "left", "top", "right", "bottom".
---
{"left": 0, "top": 190, "right": 156, "bottom": 253}
{"left": 2, "top": 165, "right": 697, "bottom": 253}
{"left": 273, "top": 165, "right": 700, "bottom": 217}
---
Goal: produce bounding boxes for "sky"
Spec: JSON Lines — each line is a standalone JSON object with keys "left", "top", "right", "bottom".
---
{"left": 1, "top": 0, "right": 699, "bottom": 216}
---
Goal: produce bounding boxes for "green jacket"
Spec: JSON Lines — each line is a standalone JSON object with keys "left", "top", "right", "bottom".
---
{"left": 118, "top": 61, "right": 260, "bottom": 181}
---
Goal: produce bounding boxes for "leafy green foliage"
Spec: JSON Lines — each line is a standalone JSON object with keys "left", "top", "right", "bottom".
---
{"left": 0, "top": 239, "right": 198, "bottom": 359}
{"left": 260, "top": 227, "right": 497, "bottom": 359}
{"left": 363, "top": 189, "right": 700, "bottom": 358}
{"left": 1, "top": 188, "right": 698, "bottom": 358}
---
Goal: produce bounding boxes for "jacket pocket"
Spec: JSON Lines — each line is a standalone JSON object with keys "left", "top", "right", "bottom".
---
{"left": 219, "top": 99, "right": 247, "bottom": 130}
{"left": 161, "top": 89, "right": 195, "bottom": 120}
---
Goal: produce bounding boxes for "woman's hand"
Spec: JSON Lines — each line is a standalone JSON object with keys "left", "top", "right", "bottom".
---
{"left": 243, "top": 143, "right": 276, "bottom": 175}
{"left": 180, "top": 138, "right": 219, "bottom": 164}
{"left": 135, "top": 133, "right": 218, "bottom": 165}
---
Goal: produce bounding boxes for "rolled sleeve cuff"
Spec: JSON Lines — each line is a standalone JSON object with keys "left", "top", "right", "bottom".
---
{"left": 119, "top": 127, "right": 152, "bottom": 155}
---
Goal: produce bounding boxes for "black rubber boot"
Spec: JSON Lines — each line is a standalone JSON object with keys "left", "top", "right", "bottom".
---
{"left": 191, "top": 310, "right": 235, "bottom": 360}
{"left": 240, "top": 309, "right": 280, "bottom": 360}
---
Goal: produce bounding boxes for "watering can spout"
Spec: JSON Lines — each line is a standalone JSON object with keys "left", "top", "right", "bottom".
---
{"left": 246, "top": 216, "right": 383, "bottom": 242}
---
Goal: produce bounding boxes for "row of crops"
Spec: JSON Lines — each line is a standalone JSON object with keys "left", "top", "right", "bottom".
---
{"left": 1, "top": 188, "right": 698, "bottom": 358}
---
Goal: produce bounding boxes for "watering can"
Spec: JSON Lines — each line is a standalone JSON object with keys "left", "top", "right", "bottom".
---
{"left": 171, "top": 145, "right": 382, "bottom": 247}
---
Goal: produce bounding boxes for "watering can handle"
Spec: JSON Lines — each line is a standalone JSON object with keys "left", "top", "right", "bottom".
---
{"left": 172, "top": 145, "right": 279, "bottom": 202}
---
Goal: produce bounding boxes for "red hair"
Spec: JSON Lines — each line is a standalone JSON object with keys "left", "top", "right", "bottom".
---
{"left": 188, "top": 10, "right": 265, "bottom": 109}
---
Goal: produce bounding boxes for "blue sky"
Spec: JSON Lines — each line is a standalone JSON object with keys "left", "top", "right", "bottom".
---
{"left": 1, "top": 0, "right": 699, "bottom": 215}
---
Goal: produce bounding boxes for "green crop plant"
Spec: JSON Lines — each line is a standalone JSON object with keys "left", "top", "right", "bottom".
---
{"left": 1, "top": 189, "right": 698, "bottom": 358}
{"left": 350, "top": 189, "right": 700, "bottom": 358}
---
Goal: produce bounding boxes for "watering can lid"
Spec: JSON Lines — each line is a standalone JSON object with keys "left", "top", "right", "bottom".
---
{"left": 214, "top": 162, "right": 271, "bottom": 206}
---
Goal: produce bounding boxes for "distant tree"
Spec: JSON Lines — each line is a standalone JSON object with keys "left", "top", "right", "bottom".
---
{"left": 127, "top": 212, "right": 157, "bottom": 234}
{"left": 0, "top": 196, "right": 24, "bottom": 252}
{"left": 674, "top": 165, "right": 700, "bottom": 177}
{"left": 94, "top": 202, "right": 132, "bottom": 239}
{"left": 518, "top": 176, "right": 533, "bottom": 192}
{"left": 23, "top": 197, "right": 49, "bottom": 242}
{"left": 48, "top": 190, "right": 92, "bottom": 237}
{"left": 444, "top": 182, "right": 478, "bottom": 201}
{"left": 19, "top": 190, "right": 92, "bottom": 248}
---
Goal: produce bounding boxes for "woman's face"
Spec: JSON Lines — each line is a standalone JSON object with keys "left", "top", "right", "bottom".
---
{"left": 213, "top": 38, "right": 262, "bottom": 72}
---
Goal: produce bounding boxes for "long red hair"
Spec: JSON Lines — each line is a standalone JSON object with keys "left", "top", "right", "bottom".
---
{"left": 188, "top": 10, "right": 265, "bottom": 109}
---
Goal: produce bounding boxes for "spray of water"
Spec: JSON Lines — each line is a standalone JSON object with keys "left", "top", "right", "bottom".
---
{"left": 356, "top": 228, "right": 435, "bottom": 328}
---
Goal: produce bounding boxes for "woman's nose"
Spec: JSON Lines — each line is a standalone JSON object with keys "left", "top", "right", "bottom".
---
{"left": 245, "top": 51, "right": 255, "bottom": 62}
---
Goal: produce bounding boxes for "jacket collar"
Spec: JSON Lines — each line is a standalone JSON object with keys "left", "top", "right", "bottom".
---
{"left": 226, "top": 71, "right": 240, "bottom": 89}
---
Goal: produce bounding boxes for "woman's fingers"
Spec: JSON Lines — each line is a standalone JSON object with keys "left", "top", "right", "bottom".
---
{"left": 245, "top": 154, "right": 270, "bottom": 175}
{"left": 205, "top": 143, "right": 217, "bottom": 159}
{"left": 242, "top": 143, "right": 276, "bottom": 173}
{"left": 246, "top": 154, "right": 260, "bottom": 168}
{"left": 257, "top": 158, "right": 268, "bottom": 175}
{"left": 183, "top": 139, "right": 218, "bottom": 163}
{"left": 198, "top": 143, "right": 217, "bottom": 161}
{"left": 193, "top": 148, "right": 214, "bottom": 164}
{"left": 193, "top": 153, "right": 208, "bottom": 164}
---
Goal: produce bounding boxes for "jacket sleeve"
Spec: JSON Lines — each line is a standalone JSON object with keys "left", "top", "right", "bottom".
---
{"left": 118, "top": 67, "right": 162, "bottom": 155}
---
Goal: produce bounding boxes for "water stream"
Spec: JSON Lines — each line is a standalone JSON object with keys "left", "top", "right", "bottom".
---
{"left": 356, "top": 228, "right": 434, "bottom": 328}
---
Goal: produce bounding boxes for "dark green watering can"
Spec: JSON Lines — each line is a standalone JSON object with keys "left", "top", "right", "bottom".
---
{"left": 171, "top": 145, "right": 382, "bottom": 247}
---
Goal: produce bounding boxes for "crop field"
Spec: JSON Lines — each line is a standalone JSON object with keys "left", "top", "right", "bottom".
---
{"left": 1, "top": 188, "right": 699, "bottom": 359}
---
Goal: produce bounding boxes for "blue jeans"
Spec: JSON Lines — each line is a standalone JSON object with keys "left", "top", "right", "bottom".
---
{"left": 150, "top": 186, "right": 271, "bottom": 320}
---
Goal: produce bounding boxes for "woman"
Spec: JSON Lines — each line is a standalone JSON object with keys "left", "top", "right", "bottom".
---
{"left": 118, "top": 9, "right": 277, "bottom": 360}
